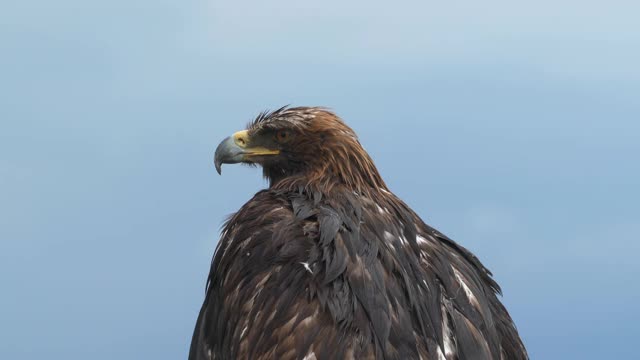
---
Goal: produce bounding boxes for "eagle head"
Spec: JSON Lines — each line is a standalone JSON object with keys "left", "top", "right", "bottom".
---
{"left": 214, "top": 106, "right": 386, "bottom": 192}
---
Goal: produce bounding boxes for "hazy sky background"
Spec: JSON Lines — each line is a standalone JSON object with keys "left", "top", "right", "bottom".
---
{"left": 1, "top": 1, "right": 639, "bottom": 359}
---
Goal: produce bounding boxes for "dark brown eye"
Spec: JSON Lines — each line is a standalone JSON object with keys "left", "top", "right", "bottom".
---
{"left": 276, "top": 130, "right": 290, "bottom": 142}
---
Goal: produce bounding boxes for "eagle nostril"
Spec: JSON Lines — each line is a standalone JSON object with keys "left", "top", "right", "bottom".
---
{"left": 234, "top": 135, "right": 247, "bottom": 147}
{"left": 232, "top": 130, "right": 250, "bottom": 148}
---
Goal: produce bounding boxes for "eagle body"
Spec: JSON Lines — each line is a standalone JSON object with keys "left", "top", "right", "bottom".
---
{"left": 191, "top": 107, "right": 527, "bottom": 360}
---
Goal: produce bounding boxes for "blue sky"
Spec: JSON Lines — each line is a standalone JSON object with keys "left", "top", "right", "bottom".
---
{"left": 1, "top": 1, "right": 639, "bottom": 359}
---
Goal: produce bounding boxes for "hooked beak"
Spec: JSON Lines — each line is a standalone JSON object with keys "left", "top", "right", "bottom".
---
{"left": 214, "top": 130, "right": 280, "bottom": 174}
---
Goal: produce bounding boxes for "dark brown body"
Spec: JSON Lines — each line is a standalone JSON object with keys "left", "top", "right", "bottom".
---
{"left": 190, "top": 107, "right": 528, "bottom": 360}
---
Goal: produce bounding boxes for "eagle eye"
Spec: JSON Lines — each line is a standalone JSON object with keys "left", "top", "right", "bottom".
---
{"left": 276, "top": 130, "right": 291, "bottom": 142}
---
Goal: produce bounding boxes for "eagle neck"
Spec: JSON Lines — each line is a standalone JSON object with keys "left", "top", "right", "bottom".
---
{"left": 268, "top": 160, "right": 389, "bottom": 197}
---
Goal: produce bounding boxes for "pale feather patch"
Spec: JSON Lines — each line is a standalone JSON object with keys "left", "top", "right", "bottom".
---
{"left": 300, "top": 262, "right": 313, "bottom": 274}
{"left": 375, "top": 204, "right": 390, "bottom": 214}
{"left": 383, "top": 231, "right": 394, "bottom": 242}
{"left": 444, "top": 332, "right": 455, "bottom": 358}
{"left": 383, "top": 230, "right": 409, "bottom": 246}
{"left": 302, "top": 352, "right": 317, "bottom": 360}
{"left": 422, "top": 279, "right": 430, "bottom": 291}
{"left": 452, "top": 267, "right": 480, "bottom": 309}
{"left": 269, "top": 206, "right": 285, "bottom": 213}
{"left": 442, "top": 301, "right": 456, "bottom": 358}
{"left": 416, "top": 234, "right": 429, "bottom": 245}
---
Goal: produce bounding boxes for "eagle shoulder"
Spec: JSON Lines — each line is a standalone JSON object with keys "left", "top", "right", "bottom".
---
{"left": 191, "top": 190, "right": 360, "bottom": 360}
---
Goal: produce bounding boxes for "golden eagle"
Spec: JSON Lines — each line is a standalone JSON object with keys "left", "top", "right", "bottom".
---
{"left": 190, "top": 107, "right": 528, "bottom": 360}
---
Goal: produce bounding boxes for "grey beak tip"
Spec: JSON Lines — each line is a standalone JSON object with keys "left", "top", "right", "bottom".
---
{"left": 214, "top": 155, "right": 223, "bottom": 175}
{"left": 214, "top": 135, "right": 243, "bottom": 175}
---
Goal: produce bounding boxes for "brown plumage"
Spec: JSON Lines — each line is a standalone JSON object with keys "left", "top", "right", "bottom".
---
{"left": 190, "top": 106, "right": 528, "bottom": 360}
